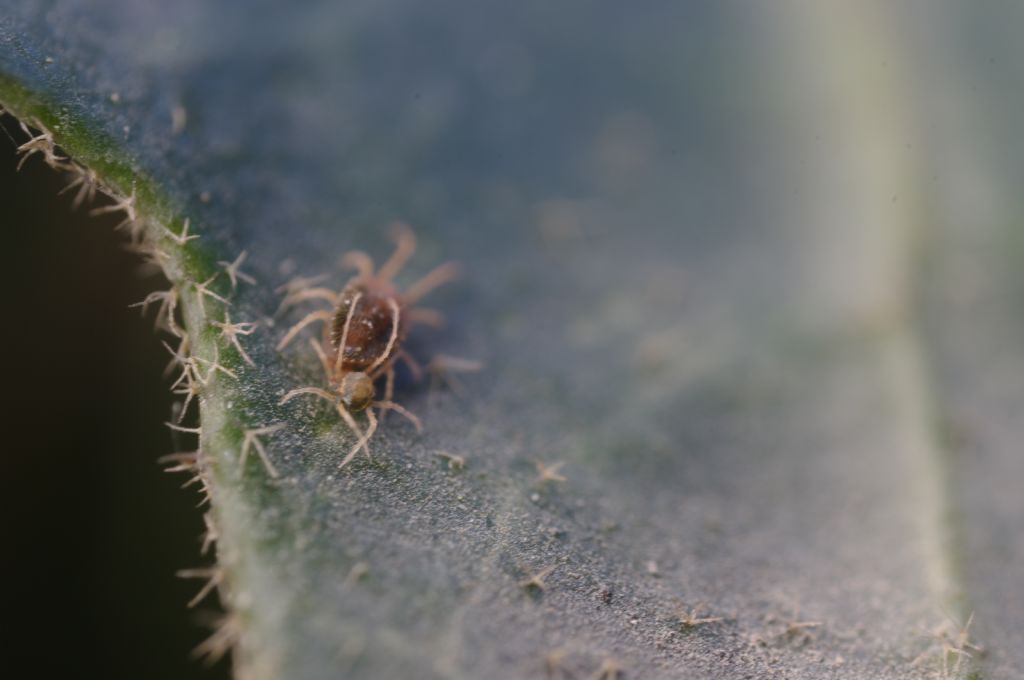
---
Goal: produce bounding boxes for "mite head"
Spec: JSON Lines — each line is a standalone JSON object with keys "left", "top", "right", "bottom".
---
{"left": 339, "top": 372, "right": 374, "bottom": 411}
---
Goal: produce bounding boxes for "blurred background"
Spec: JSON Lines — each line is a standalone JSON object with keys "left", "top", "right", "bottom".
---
{"left": 0, "top": 116, "right": 228, "bottom": 679}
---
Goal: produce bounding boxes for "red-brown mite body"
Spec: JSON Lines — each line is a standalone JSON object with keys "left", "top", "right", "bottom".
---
{"left": 277, "top": 223, "right": 461, "bottom": 467}
{"left": 330, "top": 283, "right": 407, "bottom": 371}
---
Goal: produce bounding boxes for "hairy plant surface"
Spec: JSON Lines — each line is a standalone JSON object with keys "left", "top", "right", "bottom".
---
{"left": 3, "top": 2, "right": 1023, "bottom": 678}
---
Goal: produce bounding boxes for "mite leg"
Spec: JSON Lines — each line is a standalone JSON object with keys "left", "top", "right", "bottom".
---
{"left": 276, "top": 309, "right": 333, "bottom": 351}
{"left": 429, "top": 355, "right": 483, "bottom": 399}
{"left": 408, "top": 307, "right": 445, "bottom": 328}
{"left": 279, "top": 386, "right": 337, "bottom": 405}
{"left": 375, "top": 400, "right": 422, "bottom": 433}
{"left": 339, "top": 250, "right": 375, "bottom": 279}
{"left": 279, "top": 387, "right": 373, "bottom": 463}
{"left": 384, "top": 365, "right": 395, "bottom": 403}
{"left": 309, "top": 338, "right": 334, "bottom": 383}
{"left": 338, "top": 407, "right": 378, "bottom": 468}
{"left": 335, "top": 402, "right": 372, "bottom": 462}
{"left": 275, "top": 273, "right": 330, "bottom": 297}
{"left": 378, "top": 364, "right": 396, "bottom": 425}
{"left": 376, "top": 222, "right": 417, "bottom": 282}
{"left": 396, "top": 350, "right": 424, "bottom": 381}
{"left": 273, "top": 273, "right": 331, "bottom": 315}
{"left": 275, "top": 287, "right": 339, "bottom": 316}
{"left": 402, "top": 262, "right": 461, "bottom": 305}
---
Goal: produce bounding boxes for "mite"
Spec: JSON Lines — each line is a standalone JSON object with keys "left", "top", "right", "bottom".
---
{"left": 277, "top": 223, "right": 460, "bottom": 467}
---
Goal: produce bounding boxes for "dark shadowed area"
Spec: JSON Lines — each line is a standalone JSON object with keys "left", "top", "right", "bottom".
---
{"left": 0, "top": 114, "right": 229, "bottom": 679}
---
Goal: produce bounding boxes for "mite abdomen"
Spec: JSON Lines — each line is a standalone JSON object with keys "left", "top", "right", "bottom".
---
{"left": 329, "top": 284, "right": 406, "bottom": 370}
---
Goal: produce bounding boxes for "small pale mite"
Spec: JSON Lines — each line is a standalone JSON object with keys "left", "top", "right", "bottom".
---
{"left": 277, "top": 223, "right": 461, "bottom": 467}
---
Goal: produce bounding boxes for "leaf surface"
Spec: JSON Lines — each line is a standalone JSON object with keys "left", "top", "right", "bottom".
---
{"left": 4, "top": 2, "right": 1021, "bottom": 678}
